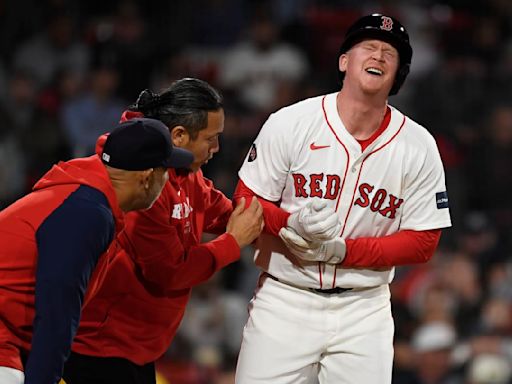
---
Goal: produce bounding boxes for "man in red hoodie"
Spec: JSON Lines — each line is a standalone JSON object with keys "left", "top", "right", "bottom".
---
{"left": 60, "top": 78, "right": 287, "bottom": 384}
{"left": 0, "top": 118, "right": 194, "bottom": 384}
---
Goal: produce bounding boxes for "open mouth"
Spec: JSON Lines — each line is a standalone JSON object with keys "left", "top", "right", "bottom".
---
{"left": 365, "top": 67, "right": 383, "bottom": 76}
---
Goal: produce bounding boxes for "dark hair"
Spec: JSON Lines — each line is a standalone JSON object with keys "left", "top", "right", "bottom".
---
{"left": 129, "top": 78, "right": 223, "bottom": 139}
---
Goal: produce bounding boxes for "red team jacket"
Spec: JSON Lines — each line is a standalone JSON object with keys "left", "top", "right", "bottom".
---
{"left": 0, "top": 156, "right": 124, "bottom": 372}
{"left": 71, "top": 167, "right": 239, "bottom": 364}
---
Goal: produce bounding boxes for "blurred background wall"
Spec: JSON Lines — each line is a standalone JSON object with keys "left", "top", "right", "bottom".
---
{"left": 1, "top": 0, "right": 511, "bottom": 383}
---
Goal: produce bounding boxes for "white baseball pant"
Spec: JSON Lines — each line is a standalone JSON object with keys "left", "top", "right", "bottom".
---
{"left": 235, "top": 274, "right": 394, "bottom": 384}
{"left": 0, "top": 366, "right": 24, "bottom": 384}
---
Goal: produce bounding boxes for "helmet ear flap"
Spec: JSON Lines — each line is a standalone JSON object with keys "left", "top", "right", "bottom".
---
{"left": 390, "top": 63, "right": 410, "bottom": 96}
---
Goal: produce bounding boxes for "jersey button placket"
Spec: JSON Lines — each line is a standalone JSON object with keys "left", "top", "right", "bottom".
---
{"left": 351, "top": 155, "right": 365, "bottom": 173}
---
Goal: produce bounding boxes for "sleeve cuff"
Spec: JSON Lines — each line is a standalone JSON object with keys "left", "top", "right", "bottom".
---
{"left": 203, "top": 233, "right": 241, "bottom": 271}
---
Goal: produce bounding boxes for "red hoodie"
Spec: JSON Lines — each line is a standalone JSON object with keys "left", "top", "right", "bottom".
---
{"left": 0, "top": 155, "right": 123, "bottom": 381}
{"left": 71, "top": 137, "right": 239, "bottom": 365}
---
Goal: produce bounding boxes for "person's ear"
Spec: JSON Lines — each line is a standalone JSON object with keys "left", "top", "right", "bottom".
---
{"left": 339, "top": 54, "right": 348, "bottom": 72}
{"left": 171, "top": 126, "right": 190, "bottom": 147}
{"left": 140, "top": 168, "right": 154, "bottom": 190}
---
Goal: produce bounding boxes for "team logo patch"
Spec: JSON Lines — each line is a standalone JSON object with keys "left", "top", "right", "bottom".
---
{"left": 436, "top": 191, "right": 449, "bottom": 209}
{"left": 380, "top": 16, "right": 393, "bottom": 31}
{"left": 248, "top": 143, "right": 257, "bottom": 162}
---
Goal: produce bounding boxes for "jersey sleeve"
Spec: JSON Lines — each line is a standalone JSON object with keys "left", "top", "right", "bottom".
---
{"left": 238, "top": 112, "right": 293, "bottom": 201}
{"left": 343, "top": 229, "right": 441, "bottom": 268}
{"left": 399, "top": 134, "right": 452, "bottom": 231}
{"left": 233, "top": 179, "right": 290, "bottom": 236}
{"left": 24, "top": 187, "right": 114, "bottom": 384}
{"left": 120, "top": 187, "right": 240, "bottom": 292}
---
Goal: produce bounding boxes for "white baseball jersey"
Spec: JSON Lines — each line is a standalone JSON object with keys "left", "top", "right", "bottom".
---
{"left": 238, "top": 92, "right": 452, "bottom": 289}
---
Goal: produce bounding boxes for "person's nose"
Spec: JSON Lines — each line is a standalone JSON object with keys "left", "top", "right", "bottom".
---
{"left": 371, "top": 46, "right": 385, "bottom": 61}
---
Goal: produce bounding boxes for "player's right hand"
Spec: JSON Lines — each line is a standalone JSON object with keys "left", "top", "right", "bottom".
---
{"left": 279, "top": 227, "right": 346, "bottom": 264}
{"left": 226, "top": 197, "right": 264, "bottom": 248}
{"left": 287, "top": 199, "right": 342, "bottom": 242}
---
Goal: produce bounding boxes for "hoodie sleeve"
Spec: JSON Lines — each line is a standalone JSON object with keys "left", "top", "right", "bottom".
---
{"left": 24, "top": 185, "right": 115, "bottom": 384}
{"left": 201, "top": 176, "right": 233, "bottom": 234}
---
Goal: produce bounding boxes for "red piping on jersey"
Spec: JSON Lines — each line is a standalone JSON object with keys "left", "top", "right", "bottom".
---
{"left": 321, "top": 95, "right": 350, "bottom": 289}
{"left": 365, "top": 115, "right": 406, "bottom": 157}
{"left": 331, "top": 265, "right": 337, "bottom": 288}
{"left": 323, "top": 101, "right": 406, "bottom": 287}
{"left": 333, "top": 115, "right": 407, "bottom": 286}
{"left": 321, "top": 96, "right": 350, "bottom": 217}
{"left": 318, "top": 263, "right": 323, "bottom": 289}
{"left": 340, "top": 115, "right": 407, "bottom": 238}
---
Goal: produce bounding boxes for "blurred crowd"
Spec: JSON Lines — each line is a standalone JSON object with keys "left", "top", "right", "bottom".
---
{"left": 1, "top": 0, "right": 512, "bottom": 383}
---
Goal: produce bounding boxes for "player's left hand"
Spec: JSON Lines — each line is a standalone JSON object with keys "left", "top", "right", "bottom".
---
{"left": 287, "top": 199, "right": 342, "bottom": 242}
{"left": 279, "top": 227, "right": 346, "bottom": 264}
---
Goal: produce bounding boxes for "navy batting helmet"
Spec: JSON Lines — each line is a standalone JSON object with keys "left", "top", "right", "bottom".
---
{"left": 338, "top": 14, "right": 413, "bottom": 95}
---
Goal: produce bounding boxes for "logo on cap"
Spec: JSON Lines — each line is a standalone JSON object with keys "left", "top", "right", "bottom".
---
{"left": 102, "top": 153, "right": 111, "bottom": 163}
{"left": 380, "top": 16, "right": 393, "bottom": 31}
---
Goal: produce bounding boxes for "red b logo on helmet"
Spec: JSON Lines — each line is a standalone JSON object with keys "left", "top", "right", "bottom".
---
{"left": 380, "top": 16, "right": 393, "bottom": 31}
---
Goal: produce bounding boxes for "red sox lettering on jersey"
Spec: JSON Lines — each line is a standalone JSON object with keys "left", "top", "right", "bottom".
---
{"left": 171, "top": 198, "right": 192, "bottom": 219}
{"left": 171, "top": 196, "right": 193, "bottom": 235}
{"left": 292, "top": 174, "right": 404, "bottom": 219}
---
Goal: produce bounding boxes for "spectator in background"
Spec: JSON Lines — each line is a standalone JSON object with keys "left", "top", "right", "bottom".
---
{"left": 470, "top": 104, "right": 512, "bottom": 232}
{"left": 61, "top": 62, "right": 124, "bottom": 157}
{"left": 12, "top": 10, "right": 89, "bottom": 90}
{"left": 466, "top": 353, "right": 512, "bottom": 384}
{"left": 0, "top": 70, "right": 37, "bottom": 206}
{"left": 178, "top": 273, "right": 248, "bottom": 372}
{"left": 219, "top": 11, "right": 308, "bottom": 113}
{"left": 190, "top": 0, "right": 247, "bottom": 47}
{"left": 92, "top": 0, "right": 155, "bottom": 101}
{"left": 409, "top": 321, "right": 460, "bottom": 384}
{"left": 457, "top": 212, "right": 504, "bottom": 269}
{"left": 440, "top": 253, "right": 483, "bottom": 338}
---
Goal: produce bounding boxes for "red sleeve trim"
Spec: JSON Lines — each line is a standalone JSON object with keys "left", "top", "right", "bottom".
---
{"left": 343, "top": 229, "right": 441, "bottom": 268}
{"left": 233, "top": 180, "right": 290, "bottom": 237}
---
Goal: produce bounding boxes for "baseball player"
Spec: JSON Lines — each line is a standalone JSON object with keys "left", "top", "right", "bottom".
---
{"left": 234, "top": 14, "right": 452, "bottom": 384}
{"left": 0, "top": 118, "right": 191, "bottom": 384}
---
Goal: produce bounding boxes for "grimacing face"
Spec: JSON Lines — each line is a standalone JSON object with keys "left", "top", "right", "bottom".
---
{"left": 176, "top": 109, "right": 225, "bottom": 172}
{"left": 339, "top": 39, "right": 400, "bottom": 95}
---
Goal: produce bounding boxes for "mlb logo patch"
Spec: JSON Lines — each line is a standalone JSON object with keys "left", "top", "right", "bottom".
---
{"left": 248, "top": 143, "right": 257, "bottom": 162}
{"left": 102, "top": 153, "right": 110, "bottom": 163}
{"left": 436, "top": 191, "right": 449, "bottom": 209}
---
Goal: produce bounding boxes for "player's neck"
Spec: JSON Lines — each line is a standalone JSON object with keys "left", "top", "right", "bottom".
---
{"left": 336, "top": 91, "right": 388, "bottom": 140}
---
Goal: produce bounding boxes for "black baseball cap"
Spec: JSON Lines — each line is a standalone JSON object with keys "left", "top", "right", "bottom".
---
{"left": 101, "top": 118, "right": 194, "bottom": 170}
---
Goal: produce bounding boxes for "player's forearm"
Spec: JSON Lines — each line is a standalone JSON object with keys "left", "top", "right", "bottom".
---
{"left": 342, "top": 229, "right": 441, "bottom": 268}
{"left": 138, "top": 233, "right": 240, "bottom": 292}
{"left": 234, "top": 179, "right": 290, "bottom": 236}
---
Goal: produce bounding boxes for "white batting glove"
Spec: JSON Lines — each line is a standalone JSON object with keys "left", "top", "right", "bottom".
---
{"left": 279, "top": 227, "right": 346, "bottom": 264}
{"left": 287, "top": 199, "right": 342, "bottom": 242}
